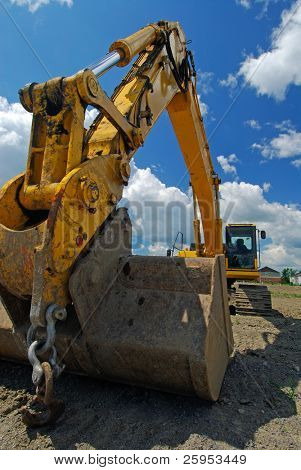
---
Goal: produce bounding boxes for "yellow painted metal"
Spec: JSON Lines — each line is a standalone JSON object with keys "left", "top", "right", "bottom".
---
{"left": 227, "top": 251, "right": 259, "bottom": 281}
{"left": 167, "top": 83, "right": 223, "bottom": 257}
{"left": 0, "top": 20, "right": 224, "bottom": 325}
{"left": 226, "top": 269, "right": 260, "bottom": 281}
{"left": 178, "top": 249, "right": 198, "bottom": 258}
{"left": 109, "top": 24, "right": 161, "bottom": 66}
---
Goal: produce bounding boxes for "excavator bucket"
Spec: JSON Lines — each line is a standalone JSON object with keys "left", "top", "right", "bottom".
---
{"left": 0, "top": 209, "right": 233, "bottom": 401}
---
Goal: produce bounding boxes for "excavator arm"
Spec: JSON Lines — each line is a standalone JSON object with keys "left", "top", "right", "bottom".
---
{"left": 0, "top": 21, "right": 221, "bottom": 323}
{"left": 0, "top": 21, "right": 232, "bottom": 426}
{"left": 85, "top": 22, "right": 223, "bottom": 257}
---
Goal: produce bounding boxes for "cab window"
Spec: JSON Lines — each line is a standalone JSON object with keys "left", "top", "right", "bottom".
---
{"left": 226, "top": 226, "right": 256, "bottom": 269}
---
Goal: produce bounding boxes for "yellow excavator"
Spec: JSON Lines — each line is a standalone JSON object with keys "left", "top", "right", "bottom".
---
{"left": 0, "top": 21, "right": 233, "bottom": 426}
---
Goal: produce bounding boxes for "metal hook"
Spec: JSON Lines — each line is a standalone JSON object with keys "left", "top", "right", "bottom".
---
{"left": 21, "top": 362, "right": 65, "bottom": 427}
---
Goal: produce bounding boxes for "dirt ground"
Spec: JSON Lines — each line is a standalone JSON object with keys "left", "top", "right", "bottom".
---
{"left": 0, "top": 284, "right": 300, "bottom": 450}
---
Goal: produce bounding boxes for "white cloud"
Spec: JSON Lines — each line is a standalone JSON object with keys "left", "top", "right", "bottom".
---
{"left": 10, "top": 0, "right": 73, "bottom": 13}
{"left": 262, "top": 182, "right": 271, "bottom": 192}
{"left": 196, "top": 95, "right": 209, "bottom": 117}
{"left": 220, "top": 181, "right": 301, "bottom": 270}
{"left": 235, "top": 0, "right": 282, "bottom": 13}
{"left": 125, "top": 170, "right": 301, "bottom": 270}
{"left": 0, "top": 96, "right": 32, "bottom": 186}
{"left": 238, "top": 1, "right": 301, "bottom": 100}
{"left": 219, "top": 73, "right": 238, "bottom": 89}
{"left": 292, "top": 158, "right": 301, "bottom": 168}
{"left": 123, "top": 162, "right": 194, "bottom": 253}
{"left": 245, "top": 119, "right": 261, "bottom": 130}
{"left": 217, "top": 154, "right": 239, "bottom": 176}
{"left": 199, "top": 100, "right": 209, "bottom": 117}
{"left": 236, "top": 0, "right": 251, "bottom": 8}
{"left": 197, "top": 71, "right": 214, "bottom": 95}
{"left": 84, "top": 108, "right": 99, "bottom": 128}
{"left": 273, "top": 119, "right": 294, "bottom": 132}
{"left": 253, "top": 129, "right": 301, "bottom": 159}
{"left": 0, "top": 96, "right": 102, "bottom": 188}
{"left": 148, "top": 243, "right": 169, "bottom": 256}
{"left": 235, "top": 1, "right": 289, "bottom": 21}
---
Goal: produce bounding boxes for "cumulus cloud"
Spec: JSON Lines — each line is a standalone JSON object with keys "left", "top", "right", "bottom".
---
{"left": 235, "top": 0, "right": 282, "bottom": 14}
{"left": 199, "top": 100, "right": 209, "bottom": 117}
{"left": 236, "top": 0, "right": 251, "bottom": 8}
{"left": 0, "top": 96, "right": 103, "bottom": 187}
{"left": 238, "top": 0, "right": 301, "bottom": 100}
{"left": 273, "top": 119, "right": 294, "bottom": 132}
{"left": 253, "top": 129, "right": 301, "bottom": 159}
{"left": 123, "top": 161, "right": 301, "bottom": 269}
{"left": 217, "top": 154, "right": 239, "bottom": 177}
{"left": 292, "top": 159, "right": 301, "bottom": 168}
{"left": 125, "top": 170, "right": 301, "bottom": 269}
{"left": 262, "top": 182, "right": 271, "bottom": 192}
{"left": 197, "top": 71, "right": 214, "bottom": 95}
{"left": 196, "top": 95, "right": 209, "bottom": 118}
{"left": 147, "top": 243, "right": 170, "bottom": 256}
{"left": 84, "top": 108, "right": 99, "bottom": 128}
{"left": 219, "top": 73, "right": 238, "bottom": 89}
{"left": 123, "top": 162, "right": 194, "bottom": 253}
{"left": 0, "top": 96, "right": 32, "bottom": 186}
{"left": 245, "top": 119, "right": 261, "bottom": 130}
{"left": 9, "top": 0, "right": 73, "bottom": 13}
{"left": 220, "top": 181, "right": 301, "bottom": 269}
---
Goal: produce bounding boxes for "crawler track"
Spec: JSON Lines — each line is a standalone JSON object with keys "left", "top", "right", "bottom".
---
{"left": 231, "top": 283, "right": 272, "bottom": 315}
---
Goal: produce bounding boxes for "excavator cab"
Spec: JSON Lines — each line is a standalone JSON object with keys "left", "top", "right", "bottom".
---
{"left": 225, "top": 224, "right": 258, "bottom": 273}
{"left": 225, "top": 224, "right": 267, "bottom": 283}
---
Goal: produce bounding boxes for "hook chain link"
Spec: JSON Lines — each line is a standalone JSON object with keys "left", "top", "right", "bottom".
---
{"left": 21, "top": 304, "right": 67, "bottom": 427}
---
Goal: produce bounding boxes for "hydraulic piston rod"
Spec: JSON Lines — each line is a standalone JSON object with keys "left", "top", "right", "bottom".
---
{"left": 89, "top": 24, "right": 161, "bottom": 77}
{"left": 89, "top": 51, "right": 122, "bottom": 78}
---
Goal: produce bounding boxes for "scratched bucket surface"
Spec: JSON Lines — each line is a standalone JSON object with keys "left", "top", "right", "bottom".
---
{"left": 0, "top": 208, "right": 233, "bottom": 401}
{"left": 70, "top": 253, "right": 233, "bottom": 401}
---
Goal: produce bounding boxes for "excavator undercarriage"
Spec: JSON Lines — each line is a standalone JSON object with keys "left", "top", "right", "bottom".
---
{"left": 228, "top": 283, "right": 272, "bottom": 316}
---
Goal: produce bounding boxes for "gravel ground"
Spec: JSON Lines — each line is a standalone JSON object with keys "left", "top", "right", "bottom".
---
{"left": 0, "top": 284, "right": 300, "bottom": 450}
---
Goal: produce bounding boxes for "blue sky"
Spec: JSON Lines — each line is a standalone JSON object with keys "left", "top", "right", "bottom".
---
{"left": 0, "top": 0, "right": 300, "bottom": 269}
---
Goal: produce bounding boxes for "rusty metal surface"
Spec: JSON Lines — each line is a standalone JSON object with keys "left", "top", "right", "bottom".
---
{"left": 0, "top": 224, "right": 44, "bottom": 299}
{"left": 21, "top": 361, "right": 65, "bottom": 427}
{"left": 0, "top": 173, "right": 45, "bottom": 299}
{"left": 67, "top": 209, "right": 233, "bottom": 401}
{"left": 69, "top": 253, "right": 233, "bottom": 401}
{"left": 0, "top": 209, "right": 233, "bottom": 402}
{"left": 0, "top": 286, "right": 29, "bottom": 361}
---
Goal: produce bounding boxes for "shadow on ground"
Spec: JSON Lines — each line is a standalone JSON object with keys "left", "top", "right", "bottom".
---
{"left": 0, "top": 310, "right": 300, "bottom": 449}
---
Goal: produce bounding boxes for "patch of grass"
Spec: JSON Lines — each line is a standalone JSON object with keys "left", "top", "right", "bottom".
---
{"left": 269, "top": 377, "right": 299, "bottom": 404}
{"left": 281, "top": 380, "right": 299, "bottom": 402}
{"left": 271, "top": 292, "right": 301, "bottom": 299}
